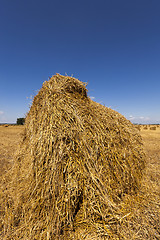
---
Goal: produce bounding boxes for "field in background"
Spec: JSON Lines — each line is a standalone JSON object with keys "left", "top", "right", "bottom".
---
{"left": 0, "top": 125, "right": 24, "bottom": 176}
{"left": 0, "top": 124, "right": 159, "bottom": 239}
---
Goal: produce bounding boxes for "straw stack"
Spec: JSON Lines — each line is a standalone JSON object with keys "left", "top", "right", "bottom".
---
{"left": 1, "top": 74, "right": 145, "bottom": 239}
{"left": 150, "top": 126, "right": 156, "bottom": 130}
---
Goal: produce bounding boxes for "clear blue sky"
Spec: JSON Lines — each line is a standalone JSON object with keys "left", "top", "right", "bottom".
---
{"left": 0, "top": 0, "right": 160, "bottom": 124}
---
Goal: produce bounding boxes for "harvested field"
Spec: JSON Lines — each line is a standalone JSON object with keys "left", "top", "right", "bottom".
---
{"left": 0, "top": 125, "right": 160, "bottom": 239}
{"left": 0, "top": 125, "right": 159, "bottom": 239}
{"left": 0, "top": 125, "right": 24, "bottom": 177}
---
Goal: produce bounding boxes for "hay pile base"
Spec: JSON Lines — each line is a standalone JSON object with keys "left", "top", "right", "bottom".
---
{"left": 0, "top": 74, "right": 145, "bottom": 239}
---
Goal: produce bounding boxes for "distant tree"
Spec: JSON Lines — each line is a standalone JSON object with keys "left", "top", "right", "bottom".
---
{"left": 17, "top": 118, "right": 25, "bottom": 125}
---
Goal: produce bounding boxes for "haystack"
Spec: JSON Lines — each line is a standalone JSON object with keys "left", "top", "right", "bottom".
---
{"left": 150, "top": 126, "right": 156, "bottom": 130}
{"left": 1, "top": 74, "right": 145, "bottom": 239}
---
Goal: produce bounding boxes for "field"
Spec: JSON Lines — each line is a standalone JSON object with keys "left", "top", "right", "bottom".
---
{"left": 0, "top": 125, "right": 24, "bottom": 177}
{"left": 0, "top": 124, "right": 160, "bottom": 239}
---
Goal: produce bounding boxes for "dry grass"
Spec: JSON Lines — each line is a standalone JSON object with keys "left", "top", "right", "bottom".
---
{"left": 0, "top": 75, "right": 159, "bottom": 239}
{"left": 0, "top": 125, "right": 24, "bottom": 177}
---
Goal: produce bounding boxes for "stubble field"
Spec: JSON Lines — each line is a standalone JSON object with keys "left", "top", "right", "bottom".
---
{"left": 0, "top": 124, "right": 160, "bottom": 239}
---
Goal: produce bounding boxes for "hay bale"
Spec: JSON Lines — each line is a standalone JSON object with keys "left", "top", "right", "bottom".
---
{"left": 150, "top": 126, "right": 156, "bottom": 130}
{"left": 143, "top": 126, "right": 148, "bottom": 130}
{"left": 1, "top": 74, "right": 145, "bottom": 239}
{"left": 3, "top": 124, "right": 9, "bottom": 127}
{"left": 135, "top": 125, "right": 141, "bottom": 131}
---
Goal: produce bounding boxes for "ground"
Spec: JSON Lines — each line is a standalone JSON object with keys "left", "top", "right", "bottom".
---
{"left": 0, "top": 124, "right": 159, "bottom": 239}
{"left": 0, "top": 125, "right": 24, "bottom": 177}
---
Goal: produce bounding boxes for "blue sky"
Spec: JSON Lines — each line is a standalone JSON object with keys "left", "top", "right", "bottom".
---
{"left": 0, "top": 0, "right": 160, "bottom": 124}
